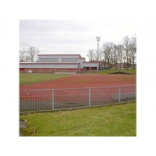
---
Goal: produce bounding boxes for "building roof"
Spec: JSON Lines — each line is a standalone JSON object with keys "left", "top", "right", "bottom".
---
{"left": 38, "top": 53, "right": 83, "bottom": 58}
{"left": 19, "top": 62, "right": 79, "bottom": 65}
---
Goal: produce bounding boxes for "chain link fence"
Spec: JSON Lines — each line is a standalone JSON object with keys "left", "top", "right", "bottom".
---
{"left": 20, "top": 85, "right": 136, "bottom": 112}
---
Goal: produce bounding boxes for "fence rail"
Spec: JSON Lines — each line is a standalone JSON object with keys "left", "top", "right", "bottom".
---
{"left": 20, "top": 85, "right": 136, "bottom": 112}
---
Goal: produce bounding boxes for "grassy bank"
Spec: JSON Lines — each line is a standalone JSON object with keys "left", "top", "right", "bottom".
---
{"left": 20, "top": 73, "right": 70, "bottom": 85}
{"left": 89, "top": 69, "right": 136, "bottom": 74}
{"left": 20, "top": 102, "right": 136, "bottom": 136}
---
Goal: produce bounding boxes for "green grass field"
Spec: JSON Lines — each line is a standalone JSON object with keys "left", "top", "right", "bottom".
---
{"left": 20, "top": 73, "right": 70, "bottom": 85}
{"left": 20, "top": 102, "right": 136, "bottom": 136}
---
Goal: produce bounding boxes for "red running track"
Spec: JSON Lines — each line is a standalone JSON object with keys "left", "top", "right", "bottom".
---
{"left": 20, "top": 74, "right": 136, "bottom": 90}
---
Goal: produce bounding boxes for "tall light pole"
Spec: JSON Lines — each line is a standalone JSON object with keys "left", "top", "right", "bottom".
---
{"left": 96, "top": 36, "right": 100, "bottom": 61}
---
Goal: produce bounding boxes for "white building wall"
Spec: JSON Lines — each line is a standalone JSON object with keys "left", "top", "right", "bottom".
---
{"left": 20, "top": 63, "right": 79, "bottom": 69}
{"left": 83, "top": 62, "right": 99, "bottom": 67}
{"left": 79, "top": 58, "right": 85, "bottom": 68}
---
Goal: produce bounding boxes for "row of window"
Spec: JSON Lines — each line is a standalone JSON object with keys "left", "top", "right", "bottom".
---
{"left": 62, "top": 58, "right": 78, "bottom": 62}
{"left": 39, "top": 58, "right": 58, "bottom": 62}
{"left": 39, "top": 58, "right": 79, "bottom": 63}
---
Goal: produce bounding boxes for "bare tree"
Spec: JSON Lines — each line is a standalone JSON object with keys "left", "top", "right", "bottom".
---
{"left": 103, "top": 43, "right": 109, "bottom": 67}
{"left": 115, "top": 45, "right": 124, "bottom": 69}
{"left": 103, "top": 42, "right": 114, "bottom": 68}
{"left": 27, "top": 47, "right": 39, "bottom": 62}
{"left": 87, "top": 50, "right": 96, "bottom": 61}
{"left": 123, "top": 55, "right": 126, "bottom": 68}
{"left": 123, "top": 36, "right": 130, "bottom": 69}
{"left": 19, "top": 47, "right": 40, "bottom": 62}
{"left": 19, "top": 48, "right": 25, "bottom": 62}
{"left": 129, "top": 36, "right": 137, "bottom": 68}
{"left": 112, "top": 45, "right": 119, "bottom": 69}
{"left": 25, "top": 55, "right": 31, "bottom": 62}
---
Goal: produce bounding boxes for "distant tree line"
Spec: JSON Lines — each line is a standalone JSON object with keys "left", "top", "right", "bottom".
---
{"left": 19, "top": 46, "right": 39, "bottom": 62}
{"left": 87, "top": 36, "right": 137, "bottom": 69}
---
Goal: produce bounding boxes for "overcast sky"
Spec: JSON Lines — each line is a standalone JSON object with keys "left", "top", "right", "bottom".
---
{"left": 20, "top": 20, "right": 136, "bottom": 61}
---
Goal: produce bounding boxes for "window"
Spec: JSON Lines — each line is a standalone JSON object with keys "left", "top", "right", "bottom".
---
{"left": 61, "top": 58, "right": 78, "bottom": 62}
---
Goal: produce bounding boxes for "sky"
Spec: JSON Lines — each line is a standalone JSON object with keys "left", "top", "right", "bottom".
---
{"left": 19, "top": 20, "right": 136, "bottom": 61}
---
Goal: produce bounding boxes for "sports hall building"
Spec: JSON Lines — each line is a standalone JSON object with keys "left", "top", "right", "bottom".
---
{"left": 19, "top": 54, "right": 99, "bottom": 73}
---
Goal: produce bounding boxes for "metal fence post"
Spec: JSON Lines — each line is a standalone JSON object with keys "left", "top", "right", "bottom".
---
{"left": 89, "top": 88, "right": 91, "bottom": 106}
{"left": 118, "top": 86, "right": 121, "bottom": 103}
{"left": 52, "top": 89, "right": 55, "bottom": 110}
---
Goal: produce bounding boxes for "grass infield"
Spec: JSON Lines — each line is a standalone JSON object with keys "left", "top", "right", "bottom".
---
{"left": 20, "top": 73, "right": 70, "bottom": 85}
{"left": 20, "top": 102, "right": 136, "bottom": 136}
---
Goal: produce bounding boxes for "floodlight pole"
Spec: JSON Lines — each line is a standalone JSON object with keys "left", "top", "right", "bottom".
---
{"left": 96, "top": 36, "right": 100, "bottom": 61}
